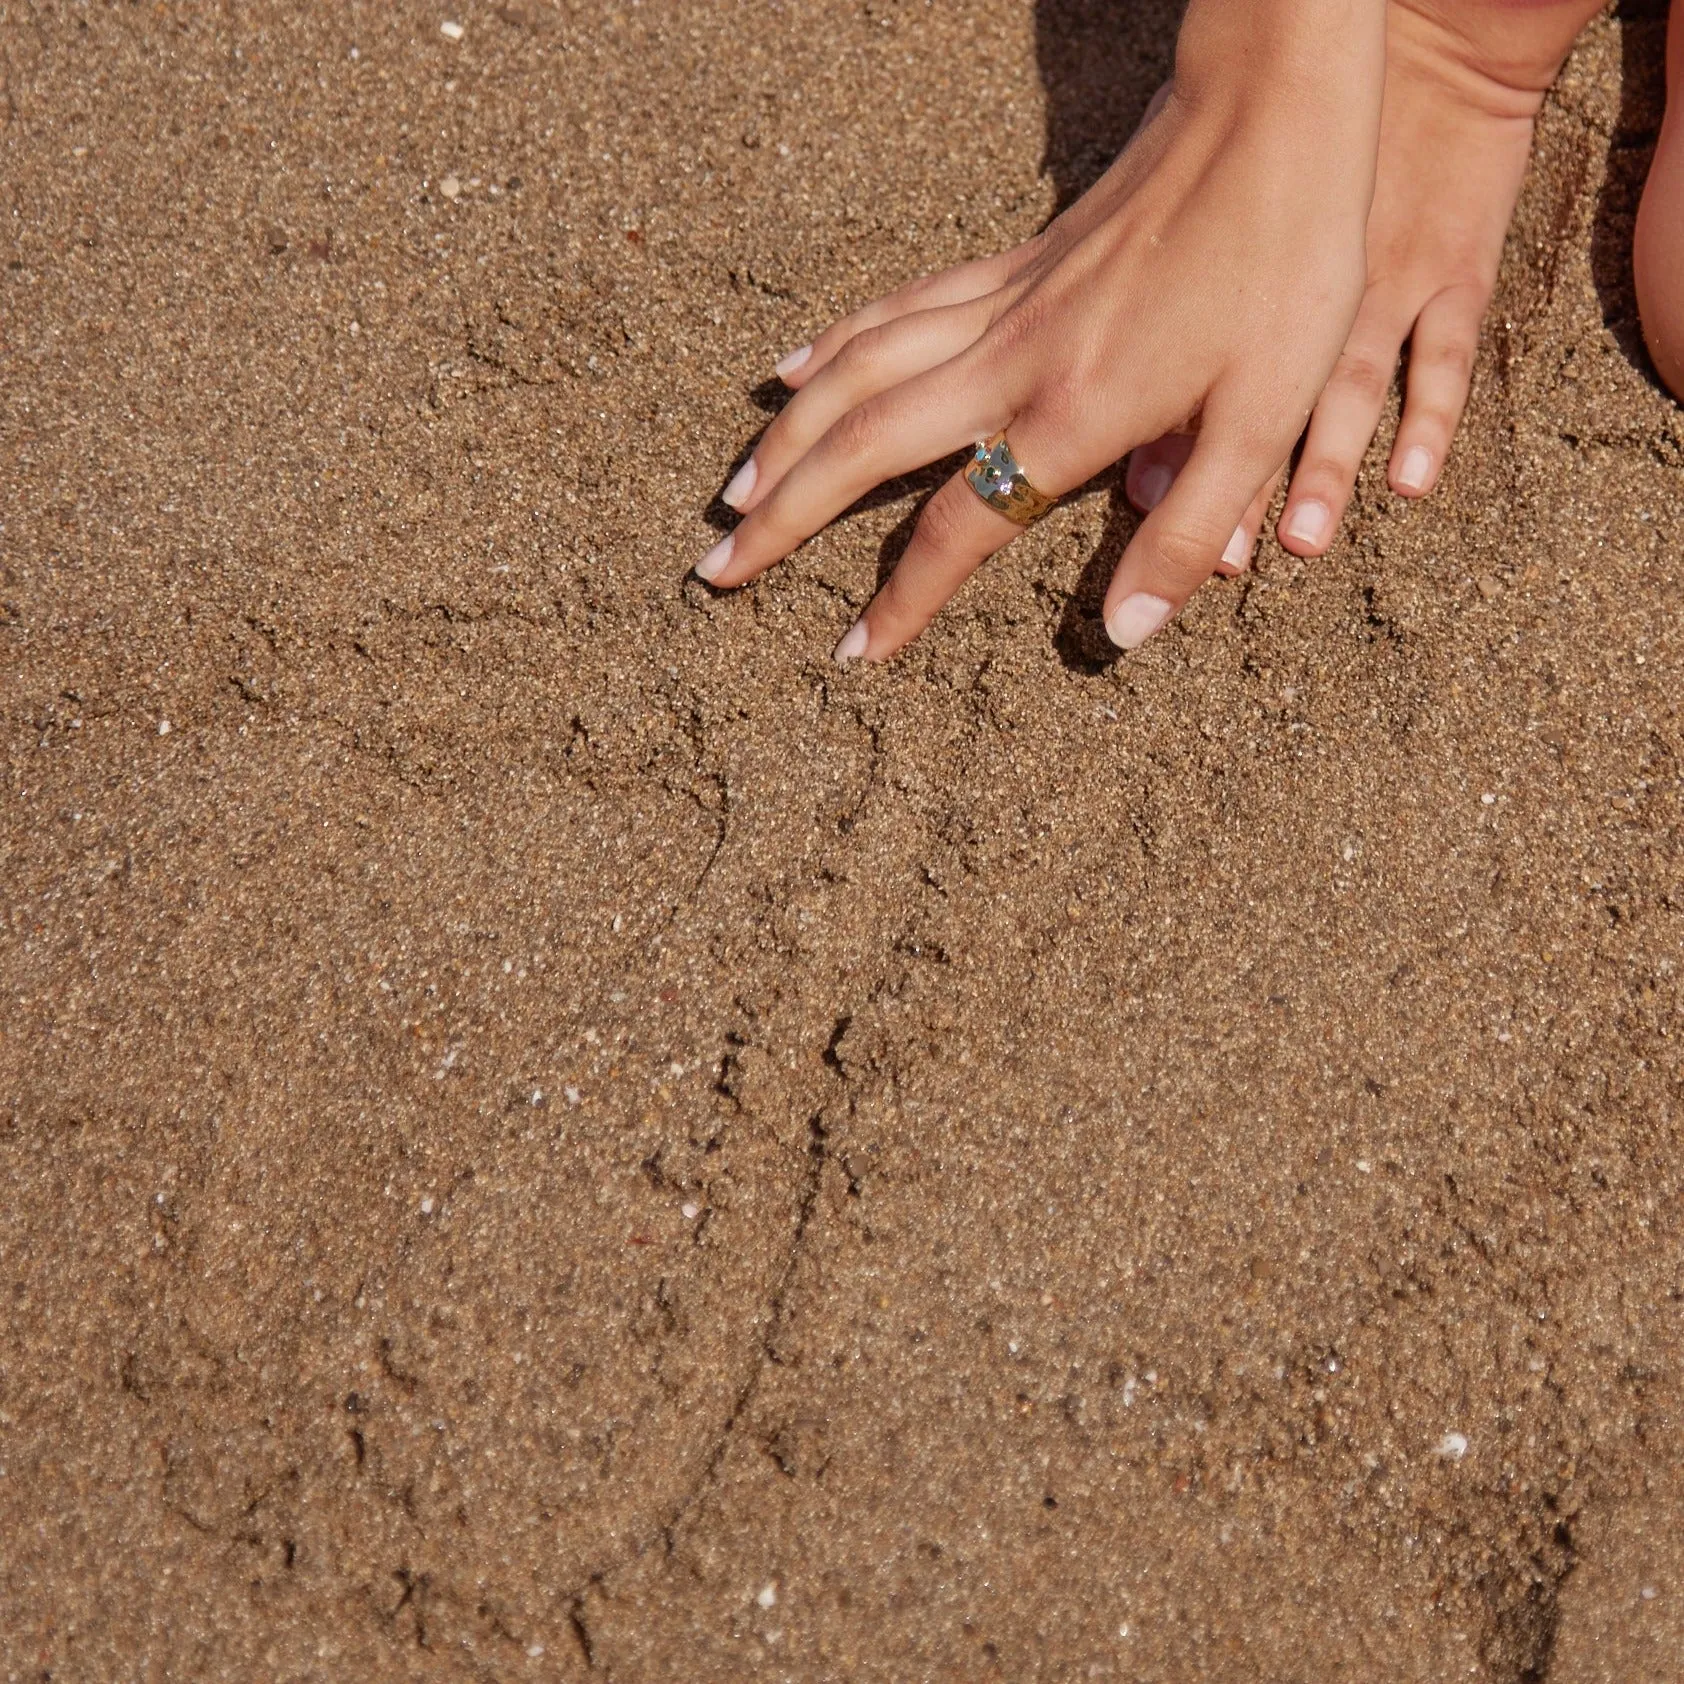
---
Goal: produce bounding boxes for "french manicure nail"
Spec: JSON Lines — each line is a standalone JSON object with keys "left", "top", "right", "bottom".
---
{"left": 833, "top": 620, "right": 869, "bottom": 664}
{"left": 774, "top": 343, "right": 812, "bottom": 380}
{"left": 695, "top": 532, "right": 734, "bottom": 583}
{"left": 1222, "top": 525, "right": 1252, "bottom": 568}
{"left": 1105, "top": 593, "right": 1175, "bottom": 651}
{"left": 1284, "top": 499, "right": 1329, "bottom": 548}
{"left": 1396, "top": 445, "right": 1432, "bottom": 492}
{"left": 1136, "top": 462, "right": 1174, "bottom": 511}
{"left": 722, "top": 458, "right": 757, "bottom": 510}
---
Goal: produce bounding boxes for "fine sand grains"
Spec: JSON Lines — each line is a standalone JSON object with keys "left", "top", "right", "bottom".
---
{"left": 1, "top": 3, "right": 1682, "bottom": 1679}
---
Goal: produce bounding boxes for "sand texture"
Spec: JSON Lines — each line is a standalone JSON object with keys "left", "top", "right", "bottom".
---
{"left": 4, "top": 0, "right": 1684, "bottom": 1678}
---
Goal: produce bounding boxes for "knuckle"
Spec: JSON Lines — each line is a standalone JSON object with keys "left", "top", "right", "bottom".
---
{"left": 1333, "top": 351, "right": 1394, "bottom": 405}
{"left": 979, "top": 293, "right": 1043, "bottom": 361}
{"left": 1415, "top": 336, "right": 1475, "bottom": 382}
{"left": 827, "top": 399, "right": 886, "bottom": 463}
{"left": 1148, "top": 522, "right": 1219, "bottom": 588}
{"left": 913, "top": 483, "right": 974, "bottom": 554}
{"left": 833, "top": 323, "right": 890, "bottom": 379}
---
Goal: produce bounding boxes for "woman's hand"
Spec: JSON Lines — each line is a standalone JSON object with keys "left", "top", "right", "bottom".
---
{"left": 698, "top": 0, "right": 1386, "bottom": 660}
{"left": 1129, "top": 0, "right": 1580, "bottom": 564}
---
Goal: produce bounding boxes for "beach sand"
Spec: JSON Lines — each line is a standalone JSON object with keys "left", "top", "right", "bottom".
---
{"left": 3, "top": 1, "right": 1683, "bottom": 1677}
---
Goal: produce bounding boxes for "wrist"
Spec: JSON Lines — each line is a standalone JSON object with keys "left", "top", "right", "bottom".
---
{"left": 1174, "top": 0, "right": 1387, "bottom": 119}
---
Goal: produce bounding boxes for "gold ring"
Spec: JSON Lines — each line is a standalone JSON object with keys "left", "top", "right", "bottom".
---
{"left": 964, "top": 432, "right": 1056, "bottom": 526}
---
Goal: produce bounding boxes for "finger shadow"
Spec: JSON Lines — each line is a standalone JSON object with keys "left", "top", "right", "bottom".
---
{"left": 704, "top": 380, "right": 798, "bottom": 531}
{"left": 1053, "top": 467, "right": 1135, "bottom": 673}
{"left": 870, "top": 458, "right": 970, "bottom": 589}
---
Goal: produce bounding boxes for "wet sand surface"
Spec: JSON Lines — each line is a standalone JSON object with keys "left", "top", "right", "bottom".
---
{"left": 4, "top": 1, "right": 1684, "bottom": 1678}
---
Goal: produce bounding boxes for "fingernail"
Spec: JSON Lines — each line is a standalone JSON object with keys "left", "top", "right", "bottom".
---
{"left": 1396, "top": 445, "right": 1432, "bottom": 493}
{"left": 1284, "top": 500, "right": 1329, "bottom": 547}
{"left": 1222, "top": 525, "right": 1252, "bottom": 569}
{"left": 833, "top": 620, "right": 869, "bottom": 663}
{"left": 722, "top": 457, "right": 757, "bottom": 510}
{"left": 774, "top": 344, "right": 812, "bottom": 380}
{"left": 1105, "top": 593, "right": 1175, "bottom": 651}
{"left": 1136, "top": 462, "right": 1174, "bottom": 511}
{"left": 695, "top": 532, "right": 734, "bottom": 583}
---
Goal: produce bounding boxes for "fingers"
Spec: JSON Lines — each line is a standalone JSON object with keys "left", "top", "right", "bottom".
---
{"left": 696, "top": 358, "right": 1004, "bottom": 590}
{"left": 775, "top": 249, "right": 1021, "bottom": 391}
{"left": 1221, "top": 472, "right": 1280, "bottom": 576}
{"left": 1387, "top": 283, "right": 1486, "bottom": 498}
{"left": 1105, "top": 426, "right": 1275, "bottom": 649}
{"left": 831, "top": 470, "right": 1021, "bottom": 662}
{"left": 1125, "top": 433, "right": 1194, "bottom": 515}
{"left": 1276, "top": 309, "right": 1406, "bottom": 558}
{"left": 727, "top": 297, "right": 995, "bottom": 514}
{"left": 1128, "top": 433, "right": 1273, "bottom": 577}
{"left": 833, "top": 401, "right": 1112, "bottom": 662}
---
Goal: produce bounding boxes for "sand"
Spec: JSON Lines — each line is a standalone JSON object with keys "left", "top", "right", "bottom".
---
{"left": 3, "top": 0, "right": 1683, "bottom": 1678}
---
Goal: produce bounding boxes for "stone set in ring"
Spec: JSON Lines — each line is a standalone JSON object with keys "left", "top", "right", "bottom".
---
{"left": 964, "top": 432, "right": 1056, "bottom": 526}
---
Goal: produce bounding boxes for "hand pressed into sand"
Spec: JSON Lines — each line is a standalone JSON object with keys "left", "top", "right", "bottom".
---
{"left": 1128, "top": 0, "right": 1612, "bottom": 557}
{"left": 695, "top": 0, "right": 1386, "bottom": 661}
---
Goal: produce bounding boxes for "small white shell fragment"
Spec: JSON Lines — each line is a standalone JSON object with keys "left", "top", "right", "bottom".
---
{"left": 157, "top": 719, "right": 172, "bottom": 735}
{"left": 681, "top": 1202, "right": 700, "bottom": 1221}
{"left": 420, "top": 1196, "right": 435, "bottom": 1215}
{"left": 440, "top": 20, "right": 465, "bottom": 40}
{"left": 1436, "top": 1431, "right": 1469, "bottom": 1461}
{"left": 440, "top": 175, "right": 461, "bottom": 199}
{"left": 756, "top": 1582, "right": 777, "bottom": 1609}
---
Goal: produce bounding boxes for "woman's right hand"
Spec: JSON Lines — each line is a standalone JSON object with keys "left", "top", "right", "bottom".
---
{"left": 699, "top": 0, "right": 1387, "bottom": 660}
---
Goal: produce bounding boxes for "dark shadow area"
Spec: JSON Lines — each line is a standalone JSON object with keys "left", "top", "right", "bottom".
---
{"left": 1037, "top": 1, "right": 1184, "bottom": 665}
{"left": 1052, "top": 468, "right": 1134, "bottom": 671}
{"left": 1593, "top": 0, "right": 1670, "bottom": 381}
{"left": 1035, "top": 0, "right": 1183, "bottom": 210}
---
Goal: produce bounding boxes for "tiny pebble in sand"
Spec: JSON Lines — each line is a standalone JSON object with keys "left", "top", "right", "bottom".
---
{"left": 440, "top": 20, "right": 465, "bottom": 41}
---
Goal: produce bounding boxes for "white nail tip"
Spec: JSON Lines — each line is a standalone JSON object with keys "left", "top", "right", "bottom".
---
{"left": 1222, "top": 525, "right": 1251, "bottom": 568}
{"left": 722, "top": 458, "right": 757, "bottom": 509}
{"left": 774, "top": 344, "right": 812, "bottom": 380}
{"left": 1105, "top": 593, "right": 1175, "bottom": 651}
{"left": 1397, "top": 446, "right": 1432, "bottom": 492}
{"left": 694, "top": 533, "right": 734, "bottom": 582}
{"left": 832, "top": 620, "right": 869, "bottom": 664}
{"left": 1284, "top": 501, "right": 1329, "bottom": 546}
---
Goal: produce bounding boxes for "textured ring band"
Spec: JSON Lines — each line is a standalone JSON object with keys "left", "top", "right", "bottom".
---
{"left": 964, "top": 432, "right": 1057, "bottom": 526}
